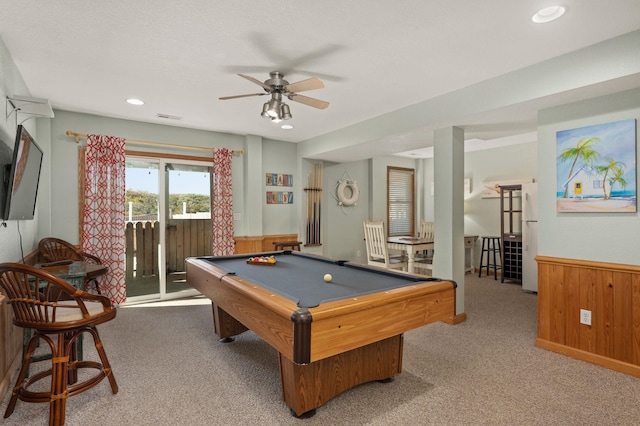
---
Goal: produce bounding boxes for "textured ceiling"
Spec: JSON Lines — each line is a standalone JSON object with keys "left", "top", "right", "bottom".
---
{"left": 1, "top": 1, "right": 640, "bottom": 160}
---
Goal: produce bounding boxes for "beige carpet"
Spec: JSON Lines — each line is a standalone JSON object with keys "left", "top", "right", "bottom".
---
{"left": 3, "top": 274, "right": 640, "bottom": 425}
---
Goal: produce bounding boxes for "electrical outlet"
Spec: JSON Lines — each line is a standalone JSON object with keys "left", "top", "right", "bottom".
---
{"left": 580, "top": 309, "right": 592, "bottom": 325}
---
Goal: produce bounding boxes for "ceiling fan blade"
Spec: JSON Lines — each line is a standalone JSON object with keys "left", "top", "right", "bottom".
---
{"left": 284, "top": 77, "right": 324, "bottom": 93}
{"left": 219, "top": 93, "right": 267, "bottom": 100}
{"left": 238, "top": 73, "right": 273, "bottom": 91}
{"left": 288, "top": 94, "right": 329, "bottom": 110}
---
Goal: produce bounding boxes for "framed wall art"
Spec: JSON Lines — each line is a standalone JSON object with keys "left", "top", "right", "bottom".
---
{"left": 556, "top": 119, "right": 636, "bottom": 213}
{"left": 266, "top": 173, "right": 293, "bottom": 187}
{"left": 267, "top": 191, "right": 294, "bottom": 204}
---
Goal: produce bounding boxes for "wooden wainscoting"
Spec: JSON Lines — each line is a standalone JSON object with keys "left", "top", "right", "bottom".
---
{"left": 0, "top": 294, "right": 23, "bottom": 401}
{"left": 536, "top": 256, "right": 640, "bottom": 378}
{"left": 234, "top": 234, "right": 299, "bottom": 254}
{"left": 1, "top": 250, "right": 42, "bottom": 401}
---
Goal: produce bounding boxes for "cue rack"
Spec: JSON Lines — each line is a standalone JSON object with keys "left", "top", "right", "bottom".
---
{"left": 304, "top": 162, "right": 323, "bottom": 246}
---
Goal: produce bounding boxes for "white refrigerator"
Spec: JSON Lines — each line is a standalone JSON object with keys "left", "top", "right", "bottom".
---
{"left": 521, "top": 183, "right": 538, "bottom": 292}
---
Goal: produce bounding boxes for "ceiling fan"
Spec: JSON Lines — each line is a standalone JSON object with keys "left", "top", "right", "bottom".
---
{"left": 219, "top": 71, "right": 329, "bottom": 122}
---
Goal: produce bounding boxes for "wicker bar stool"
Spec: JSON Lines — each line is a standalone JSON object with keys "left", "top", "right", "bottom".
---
{"left": 0, "top": 263, "right": 118, "bottom": 426}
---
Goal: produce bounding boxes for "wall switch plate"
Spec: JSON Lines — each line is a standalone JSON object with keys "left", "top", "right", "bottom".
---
{"left": 580, "top": 309, "right": 592, "bottom": 325}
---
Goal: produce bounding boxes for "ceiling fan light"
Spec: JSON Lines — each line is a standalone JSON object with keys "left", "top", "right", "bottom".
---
{"left": 261, "top": 102, "right": 270, "bottom": 118}
{"left": 281, "top": 104, "right": 292, "bottom": 120}
{"left": 271, "top": 117, "right": 282, "bottom": 123}
{"left": 266, "top": 99, "right": 280, "bottom": 117}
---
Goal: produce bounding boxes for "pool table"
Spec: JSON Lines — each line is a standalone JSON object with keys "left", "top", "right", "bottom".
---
{"left": 185, "top": 251, "right": 456, "bottom": 417}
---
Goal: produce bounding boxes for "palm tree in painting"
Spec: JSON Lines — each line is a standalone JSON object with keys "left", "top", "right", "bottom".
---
{"left": 558, "top": 137, "right": 600, "bottom": 198}
{"left": 607, "top": 165, "right": 628, "bottom": 199}
{"left": 595, "top": 158, "right": 625, "bottom": 199}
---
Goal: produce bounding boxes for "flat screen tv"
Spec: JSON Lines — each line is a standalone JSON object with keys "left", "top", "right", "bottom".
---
{"left": 1, "top": 125, "right": 43, "bottom": 220}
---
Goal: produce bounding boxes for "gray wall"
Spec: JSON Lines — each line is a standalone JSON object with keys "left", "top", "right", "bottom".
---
{"left": 538, "top": 88, "right": 640, "bottom": 264}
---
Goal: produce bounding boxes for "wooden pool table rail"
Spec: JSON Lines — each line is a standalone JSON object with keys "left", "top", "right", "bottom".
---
{"left": 186, "top": 257, "right": 455, "bottom": 363}
{"left": 185, "top": 255, "right": 456, "bottom": 416}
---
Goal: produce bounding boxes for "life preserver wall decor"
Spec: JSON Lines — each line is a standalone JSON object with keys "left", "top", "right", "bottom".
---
{"left": 332, "top": 171, "right": 359, "bottom": 214}
{"left": 337, "top": 180, "right": 359, "bottom": 206}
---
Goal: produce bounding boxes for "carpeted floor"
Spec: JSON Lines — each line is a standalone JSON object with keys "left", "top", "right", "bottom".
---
{"left": 3, "top": 273, "right": 640, "bottom": 425}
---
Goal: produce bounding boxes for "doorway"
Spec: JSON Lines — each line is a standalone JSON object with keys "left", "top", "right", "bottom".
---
{"left": 124, "top": 156, "right": 212, "bottom": 302}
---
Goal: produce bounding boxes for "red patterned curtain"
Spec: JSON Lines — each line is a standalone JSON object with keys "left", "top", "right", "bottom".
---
{"left": 83, "top": 134, "right": 126, "bottom": 304}
{"left": 212, "top": 148, "right": 235, "bottom": 255}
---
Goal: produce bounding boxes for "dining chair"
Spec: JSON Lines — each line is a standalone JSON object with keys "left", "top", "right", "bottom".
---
{"left": 415, "top": 220, "right": 435, "bottom": 273}
{"left": 363, "top": 221, "right": 407, "bottom": 271}
{"left": 0, "top": 263, "right": 118, "bottom": 426}
{"left": 38, "top": 237, "right": 103, "bottom": 294}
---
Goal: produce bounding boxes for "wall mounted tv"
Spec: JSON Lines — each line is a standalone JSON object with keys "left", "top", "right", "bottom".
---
{"left": 1, "top": 125, "right": 43, "bottom": 220}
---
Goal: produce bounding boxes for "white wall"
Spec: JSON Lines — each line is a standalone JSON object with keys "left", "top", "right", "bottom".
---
{"left": 49, "top": 110, "right": 247, "bottom": 242}
{"left": 420, "top": 141, "right": 538, "bottom": 267}
{"left": 322, "top": 159, "right": 370, "bottom": 263}
{"left": 0, "top": 37, "right": 42, "bottom": 263}
{"left": 538, "top": 88, "right": 640, "bottom": 265}
{"left": 261, "top": 138, "right": 298, "bottom": 235}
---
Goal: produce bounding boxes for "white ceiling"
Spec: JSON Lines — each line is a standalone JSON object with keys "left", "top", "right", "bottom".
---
{"left": 1, "top": 1, "right": 640, "bottom": 161}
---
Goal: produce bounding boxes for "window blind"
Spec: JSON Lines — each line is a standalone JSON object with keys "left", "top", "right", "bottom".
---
{"left": 387, "top": 167, "right": 414, "bottom": 236}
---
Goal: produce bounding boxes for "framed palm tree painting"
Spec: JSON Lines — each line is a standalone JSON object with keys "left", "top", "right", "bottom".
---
{"left": 556, "top": 118, "right": 636, "bottom": 212}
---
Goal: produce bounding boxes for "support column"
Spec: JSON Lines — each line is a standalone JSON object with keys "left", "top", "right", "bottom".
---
{"left": 243, "top": 135, "right": 263, "bottom": 237}
{"left": 433, "top": 126, "right": 465, "bottom": 316}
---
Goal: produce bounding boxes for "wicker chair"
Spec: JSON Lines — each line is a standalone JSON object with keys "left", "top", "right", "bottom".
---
{"left": 38, "top": 237, "right": 103, "bottom": 294}
{"left": 0, "top": 263, "right": 118, "bottom": 426}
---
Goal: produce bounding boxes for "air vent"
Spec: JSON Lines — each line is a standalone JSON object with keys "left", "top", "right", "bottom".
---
{"left": 156, "top": 113, "right": 182, "bottom": 120}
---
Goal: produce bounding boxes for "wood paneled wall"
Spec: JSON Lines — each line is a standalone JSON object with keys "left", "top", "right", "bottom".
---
{"left": 1, "top": 251, "right": 41, "bottom": 400}
{"left": 0, "top": 294, "right": 22, "bottom": 401}
{"left": 234, "top": 234, "right": 300, "bottom": 254}
{"left": 536, "top": 256, "right": 640, "bottom": 378}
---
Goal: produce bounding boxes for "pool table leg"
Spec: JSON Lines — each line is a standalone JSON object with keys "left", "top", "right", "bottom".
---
{"left": 211, "top": 303, "right": 248, "bottom": 342}
{"left": 279, "top": 334, "right": 404, "bottom": 417}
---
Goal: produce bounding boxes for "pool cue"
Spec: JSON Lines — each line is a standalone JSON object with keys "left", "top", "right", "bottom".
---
{"left": 307, "top": 168, "right": 313, "bottom": 244}
{"left": 318, "top": 163, "right": 322, "bottom": 244}
{"left": 315, "top": 163, "right": 320, "bottom": 244}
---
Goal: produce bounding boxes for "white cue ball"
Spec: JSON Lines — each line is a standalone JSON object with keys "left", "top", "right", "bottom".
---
{"left": 323, "top": 273, "right": 332, "bottom": 283}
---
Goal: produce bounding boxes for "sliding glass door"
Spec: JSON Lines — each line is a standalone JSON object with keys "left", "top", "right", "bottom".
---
{"left": 165, "top": 162, "right": 212, "bottom": 294}
{"left": 125, "top": 156, "right": 211, "bottom": 302}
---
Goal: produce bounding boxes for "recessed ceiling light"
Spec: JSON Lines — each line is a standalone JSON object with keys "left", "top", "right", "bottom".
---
{"left": 281, "top": 124, "right": 294, "bottom": 130}
{"left": 532, "top": 5, "right": 566, "bottom": 23}
{"left": 126, "top": 98, "right": 145, "bottom": 106}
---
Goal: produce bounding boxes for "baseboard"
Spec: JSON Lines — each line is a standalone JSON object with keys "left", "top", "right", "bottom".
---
{"left": 536, "top": 338, "right": 640, "bottom": 379}
{"left": 444, "top": 312, "right": 467, "bottom": 325}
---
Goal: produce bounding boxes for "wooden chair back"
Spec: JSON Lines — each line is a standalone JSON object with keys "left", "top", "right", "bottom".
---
{"left": 415, "top": 220, "right": 435, "bottom": 273}
{"left": 363, "top": 221, "right": 407, "bottom": 270}
{"left": 38, "top": 237, "right": 86, "bottom": 263}
{"left": 0, "top": 263, "right": 114, "bottom": 331}
{"left": 419, "top": 221, "right": 434, "bottom": 240}
{"left": 38, "top": 238, "right": 103, "bottom": 293}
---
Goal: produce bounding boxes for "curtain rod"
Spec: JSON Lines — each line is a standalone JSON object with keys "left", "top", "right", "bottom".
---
{"left": 66, "top": 130, "right": 244, "bottom": 155}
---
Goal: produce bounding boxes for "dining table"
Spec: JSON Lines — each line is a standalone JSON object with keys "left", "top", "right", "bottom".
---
{"left": 387, "top": 235, "right": 479, "bottom": 274}
{"left": 387, "top": 236, "right": 434, "bottom": 273}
